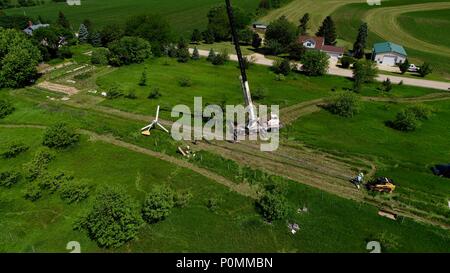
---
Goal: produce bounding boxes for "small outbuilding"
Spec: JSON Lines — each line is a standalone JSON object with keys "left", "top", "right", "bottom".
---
{"left": 372, "top": 42, "right": 407, "bottom": 66}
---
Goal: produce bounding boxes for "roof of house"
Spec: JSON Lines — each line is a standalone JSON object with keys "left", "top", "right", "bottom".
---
{"left": 23, "top": 23, "right": 50, "bottom": 35}
{"left": 373, "top": 42, "right": 407, "bottom": 56}
{"left": 321, "top": 45, "right": 345, "bottom": 54}
{"left": 298, "top": 35, "right": 344, "bottom": 54}
{"left": 298, "top": 35, "right": 324, "bottom": 47}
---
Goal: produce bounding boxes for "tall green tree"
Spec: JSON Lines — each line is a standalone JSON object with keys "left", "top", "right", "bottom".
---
{"left": 76, "top": 187, "right": 143, "bottom": 248}
{"left": 191, "top": 29, "right": 202, "bottom": 44}
{"left": 265, "top": 16, "right": 298, "bottom": 53}
{"left": 352, "top": 23, "right": 368, "bottom": 59}
{"left": 176, "top": 37, "right": 190, "bottom": 63}
{"left": 316, "top": 16, "right": 337, "bottom": 45}
{"left": 352, "top": 59, "right": 378, "bottom": 92}
{"left": 125, "top": 14, "right": 172, "bottom": 57}
{"left": 298, "top": 13, "right": 310, "bottom": 35}
{"left": 78, "top": 24, "right": 89, "bottom": 43}
{"left": 57, "top": 11, "right": 70, "bottom": 29}
{"left": 206, "top": 5, "right": 251, "bottom": 41}
{"left": 0, "top": 28, "right": 41, "bottom": 88}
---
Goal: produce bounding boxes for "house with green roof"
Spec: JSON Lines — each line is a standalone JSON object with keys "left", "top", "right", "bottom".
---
{"left": 372, "top": 42, "right": 407, "bottom": 66}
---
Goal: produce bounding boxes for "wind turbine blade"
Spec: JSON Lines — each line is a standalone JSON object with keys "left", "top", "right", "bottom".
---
{"left": 156, "top": 105, "right": 160, "bottom": 121}
{"left": 157, "top": 122, "right": 169, "bottom": 133}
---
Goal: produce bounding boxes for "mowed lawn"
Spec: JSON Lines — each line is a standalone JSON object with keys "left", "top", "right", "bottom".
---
{"left": 93, "top": 56, "right": 443, "bottom": 121}
{"left": 331, "top": 0, "right": 450, "bottom": 80}
{"left": 284, "top": 100, "right": 450, "bottom": 222}
{"left": 1, "top": 126, "right": 450, "bottom": 252}
{"left": 397, "top": 9, "right": 450, "bottom": 49}
{"left": 95, "top": 57, "right": 341, "bottom": 120}
{"left": 4, "top": 0, "right": 259, "bottom": 36}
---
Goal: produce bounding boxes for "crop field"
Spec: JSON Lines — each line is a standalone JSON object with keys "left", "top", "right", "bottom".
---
{"left": 4, "top": 0, "right": 259, "bottom": 36}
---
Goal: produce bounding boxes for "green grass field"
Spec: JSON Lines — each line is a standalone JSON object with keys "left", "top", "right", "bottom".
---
{"left": 1, "top": 123, "right": 450, "bottom": 252}
{"left": 284, "top": 99, "right": 450, "bottom": 223}
{"left": 4, "top": 0, "right": 259, "bottom": 36}
{"left": 397, "top": 9, "right": 450, "bottom": 49}
{"left": 90, "top": 56, "right": 441, "bottom": 121}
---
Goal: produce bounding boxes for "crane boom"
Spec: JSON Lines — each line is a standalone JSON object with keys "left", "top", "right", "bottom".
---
{"left": 225, "top": 0, "right": 258, "bottom": 128}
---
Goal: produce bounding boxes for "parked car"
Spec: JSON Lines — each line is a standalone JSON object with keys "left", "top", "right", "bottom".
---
{"left": 408, "top": 64, "right": 418, "bottom": 72}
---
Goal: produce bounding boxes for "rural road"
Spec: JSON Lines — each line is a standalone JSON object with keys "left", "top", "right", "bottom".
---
{"left": 190, "top": 48, "right": 450, "bottom": 91}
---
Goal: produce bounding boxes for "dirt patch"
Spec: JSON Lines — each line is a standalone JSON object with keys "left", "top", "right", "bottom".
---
{"left": 37, "top": 81, "right": 80, "bottom": 96}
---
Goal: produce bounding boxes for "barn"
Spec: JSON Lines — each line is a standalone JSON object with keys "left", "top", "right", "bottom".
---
{"left": 372, "top": 42, "right": 407, "bottom": 66}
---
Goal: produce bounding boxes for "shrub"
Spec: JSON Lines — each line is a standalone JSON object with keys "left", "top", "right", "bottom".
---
{"left": 405, "top": 104, "right": 433, "bottom": 121}
{"left": 207, "top": 48, "right": 216, "bottom": 62}
{"left": 0, "top": 171, "right": 21, "bottom": 188}
{"left": 275, "top": 74, "right": 286, "bottom": 81}
{"left": 91, "top": 48, "right": 110, "bottom": 65}
{"left": 272, "top": 58, "right": 291, "bottom": 76}
{"left": 301, "top": 50, "right": 329, "bottom": 76}
{"left": 148, "top": 87, "right": 162, "bottom": 99}
{"left": 60, "top": 180, "right": 90, "bottom": 203}
{"left": 253, "top": 87, "right": 268, "bottom": 101}
{"left": 287, "top": 42, "right": 305, "bottom": 61}
{"left": 340, "top": 56, "right": 354, "bottom": 69}
{"left": 124, "top": 91, "right": 137, "bottom": 99}
{"left": 418, "top": 62, "right": 432, "bottom": 77}
{"left": 58, "top": 46, "right": 73, "bottom": 59}
{"left": 173, "top": 190, "right": 193, "bottom": 208}
{"left": 398, "top": 59, "right": 409, "bottom": 74}
{"left": 24, "top": 183, "right": 42, "bottom": 201}
{"left": 178, "top": 77, "right": 192, "bottom": 87}
{"left": 76, "top": 186, "right": 142, "bottom": 248}
{"left": 353, "top": 59, "right": 379, "bottom": 92}
{"left": 142, "top": 185, "right": 174, "bottom": 224}
{"left": 38, "top": 171, "right": 74, "bottom": 194}
{"left": 391, "top": 110, "right": 419, "bottom": 132}
{"left": 256, "top": 192, "right": 290, "bottom": 222}
{"left": 211, "top": 50, "right": 229, "bottom": 66}
{"left": 192, "top": 47, "right": 200, "bottom": 60}
{"left": 23, "top": 148, "right": 55, "bottom": 181}
{"left": 206, "top": 197, "right": 221, "bottom": 212}
{"left": 43, "top": 123, "right": 80, "bottom": 149}
{"left": 381, "top": 78, "right": 392, "bottom": 92}
{"left": 0, "top": 99, "right": 15, "bottom": 119}
{"left": 106, "top": 85, "right": 124, "bottom": 99}
{"left": 73, "top": 71, "right": 93, "bottom": 80}
{"left": 1, "top": 142, "right": 29, "bottom": 159}
{"left": 327, "top": 92, "right": 361, "bottom": 118}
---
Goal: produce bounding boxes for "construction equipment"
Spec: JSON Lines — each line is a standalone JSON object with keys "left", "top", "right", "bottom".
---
{"left": 141, "top": 105, "right": 169, "bottom": 136}
{"left": 225, "top": 0, "right": 279, "bottom": 135}
{"left": 366, "top": 177, "right": 396, "bottom": 193}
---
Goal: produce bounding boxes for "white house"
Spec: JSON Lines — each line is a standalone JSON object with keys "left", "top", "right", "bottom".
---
{"left": 372, "top": 42, "right": 407, "bottom": 66}
{"left": 23, "top": 21, "right": 49, "bottom": 36}
{"left": 298, "top": 35, "right": 344, "bottom": 59}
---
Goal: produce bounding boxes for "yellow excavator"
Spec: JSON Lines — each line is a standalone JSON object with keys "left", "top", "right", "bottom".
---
{"left": 366, "top": 177, "right": 396, "bottom": 193}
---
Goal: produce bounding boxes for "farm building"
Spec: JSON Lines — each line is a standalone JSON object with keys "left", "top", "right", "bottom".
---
{"left": 23, "top": 21, "right": 49, "bottom": 36}
{"left": 298, "top": 35, "right": 345, "bottom": 59}
{"left": 252, "top": 22, "right": 267, "bottom": 31}
{"left": 372, "top": 42, "right": 407, "bottom": 66}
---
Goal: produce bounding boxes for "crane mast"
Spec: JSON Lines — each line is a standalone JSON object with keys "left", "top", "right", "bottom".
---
{"left": 225, "top": 0, "right": 258, "bottom": 130}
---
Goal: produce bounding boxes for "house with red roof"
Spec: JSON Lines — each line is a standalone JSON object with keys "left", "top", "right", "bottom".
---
{"left": 298, "top": 35, "right": 345, "bottom": 59}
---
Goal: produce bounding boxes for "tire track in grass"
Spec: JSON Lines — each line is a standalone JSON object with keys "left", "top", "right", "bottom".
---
{"left": 0, "top": 124, "right": 257, "bottom": 199}
{"left": 364, "top": 2, "right": 450, "bottom": 57}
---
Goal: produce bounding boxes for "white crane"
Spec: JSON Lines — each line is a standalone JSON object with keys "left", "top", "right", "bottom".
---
{"left": 225, "top": 0, "right": 280, "bottom": 134}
